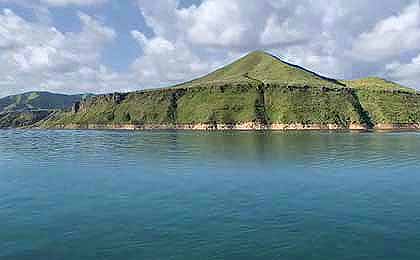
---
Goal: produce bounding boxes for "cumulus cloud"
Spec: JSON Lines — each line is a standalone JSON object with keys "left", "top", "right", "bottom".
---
{"left": 0, "top": 8, "right": 127, "bottom": 96}
{"left": 182, "top": 0, "right": 261, "bottom": 48}
{"left": 351, "top": 2, "right": 420, "bottom": 61}
{"left": 385, "top": 53, "right": 420, "bottom": 87}
{"left": 138, "top": 0, "right": 322, "bottom": 50}
{"left": 42, "top": 0, "right": 107, "bottom": 6}
{"left": 130, "top": 30, "right": 216, "bottom": 87}
{"left": 260, "top": 14, "right": 306, "bottom": 46}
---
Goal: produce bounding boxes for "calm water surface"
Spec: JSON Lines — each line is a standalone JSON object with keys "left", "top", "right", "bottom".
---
{"left": 1, "top": 130, "right": 420, "bottom": 260}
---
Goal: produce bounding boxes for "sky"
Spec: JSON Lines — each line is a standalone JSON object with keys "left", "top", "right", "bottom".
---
{"left": 0, "top": 0, "right": 419, "bottom": 97}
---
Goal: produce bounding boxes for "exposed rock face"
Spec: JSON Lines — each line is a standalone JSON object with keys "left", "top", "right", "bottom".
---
{"left": 112, "top": 93, "right": 128, "bottom": 104}
{"left": 50, "top": 122, "right": 400, "bottom": 131}
{"left": 71, "top": 93, "right": 128, "bottom": 113}
{"left": 48, "top": 121, "right": 420, "bottom": 131}
{"left": 374, "top": 124, "right": 420, "bottom": 130}
{"left": 72, "top": 102, "right": 81, "bottom": 113}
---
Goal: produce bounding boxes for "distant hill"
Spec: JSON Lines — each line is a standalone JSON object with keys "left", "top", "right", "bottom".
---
{"left": 0, "top": 91, "right": 90, "bottom": 113}
{"left": 0, "top": 91, "right": 92, "bottom": 129}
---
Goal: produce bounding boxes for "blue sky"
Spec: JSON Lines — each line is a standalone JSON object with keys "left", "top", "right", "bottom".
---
{"left": 0, "top": 0, "right": 419, "bottom": 97}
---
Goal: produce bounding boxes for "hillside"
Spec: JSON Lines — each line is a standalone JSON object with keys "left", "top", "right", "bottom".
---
{"left": 0, "top": 91, "right": 91, "bottom": 128}
{"left": 343, "top": 78, "right": 420, "bottom": 125}
{"left": 0, "top": 92, "right": 89, "bottom": 112}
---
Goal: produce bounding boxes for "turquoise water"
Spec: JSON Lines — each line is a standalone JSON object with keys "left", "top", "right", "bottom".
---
{"left": 1, "top": 130, "right": 420, "bottom": 260}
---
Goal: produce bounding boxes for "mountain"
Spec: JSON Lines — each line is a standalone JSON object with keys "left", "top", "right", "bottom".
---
{"left": 0, "top": 91, "right": 92, "bottom": 128}
{"left": 16, "top": 51, "right": 420, "bottom": 130}
{"left": 177, "top": 51, "right": 343, "bottom": 88}
{"left": 0, "top": 91, "right": 90, "bottom": 112}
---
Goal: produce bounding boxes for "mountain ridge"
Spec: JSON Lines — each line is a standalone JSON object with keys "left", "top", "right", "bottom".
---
{"left": 0, "top": 91, "right": 91, "bottom": 113}
{"left": 0, "top": 91, "right": 92, "bottom": 129}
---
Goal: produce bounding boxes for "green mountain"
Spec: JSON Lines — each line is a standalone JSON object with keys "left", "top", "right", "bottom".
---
{"left": 0, "top": 91, "right": 92, "bottom": 128}
{"left": 0, "top": 91, "right": 89, "bottom": 112}
{"left": 14, "top": 51, "right": 420, "bottom": 130}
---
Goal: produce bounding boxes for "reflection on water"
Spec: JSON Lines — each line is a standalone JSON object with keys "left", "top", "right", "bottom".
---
{"left": 1, "top": 130, "right": 420, "bottom": 260}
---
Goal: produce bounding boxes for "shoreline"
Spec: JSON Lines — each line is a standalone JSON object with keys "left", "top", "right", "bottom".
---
{"left": 40, "top": 122, "right": 420, "bottom": 132}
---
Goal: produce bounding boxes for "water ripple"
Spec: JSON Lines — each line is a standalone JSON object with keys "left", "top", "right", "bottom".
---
{"left": 1, "top": 130, "right": 420, "bottom": 259}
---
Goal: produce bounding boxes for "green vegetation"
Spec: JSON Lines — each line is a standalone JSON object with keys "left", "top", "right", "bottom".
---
{"left": 265, "top": 87, "right": 363, "bottom": 126}
{"left": 53, "top": 91, "right": 176, "bottom": 125}
{"left": 176, "top": 85, "right": 260, "bottom": 124}
{"left": 356, "top": 90, "right": 420, "bottom": 124}
{"left": 342, "top": 77, "right": 420, "bottom": 124}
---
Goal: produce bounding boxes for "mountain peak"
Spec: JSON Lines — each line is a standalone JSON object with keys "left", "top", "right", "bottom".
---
{"left": 243, "top": 50, "right": 274, "bottom": 58}
{"left": 179, "top": 50, "right": 342, "bottom": 88}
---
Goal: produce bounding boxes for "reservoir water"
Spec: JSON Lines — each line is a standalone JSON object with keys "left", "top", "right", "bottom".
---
{"left": 1, "top": 130, "right": 420, "bottom": 259}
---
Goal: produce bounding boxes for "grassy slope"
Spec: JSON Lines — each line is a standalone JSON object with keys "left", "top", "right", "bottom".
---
{"left": 176, "top": 85, "right": 260, "bottom": 124}
{"left": 265, "top": 87, "right": 362, "bottom": 126}
{"left": 344, "top": 78, "right": 420, "bottom": 124}
{"left": 47, "top": 86, "right": 260, "bottom": 126}
{"left": 43, "top": 51, "right": 420, "bottom": 128}
{"left": 356, "top": 91, "right": 420, "bottom": 124}
{"left": 50, "top": 91, "right": 176, "bottom": 125}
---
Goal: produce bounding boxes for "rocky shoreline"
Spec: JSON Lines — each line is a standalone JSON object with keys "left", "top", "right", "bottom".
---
{"left": 45, "top": 122, "right": 420, "bottom": 131}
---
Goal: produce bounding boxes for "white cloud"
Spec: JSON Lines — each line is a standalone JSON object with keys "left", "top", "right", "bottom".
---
{"left": 182, "top": 0, "right": 253, "bottom": 47}
{"left": 351, "top": 2, "right": 420, "bottom": 61}
{"left": 130, "top": 30, "right": 216, "bottom": 87}
{"left": 385, "top": 53, "right": 420, "bottom": 88}
{"left": 40, "top": 0, "right": 107, "bottom": 6}
{"left": 260, "top": 14, "right": 306, "bottom": 46}
{"left": 0, "top": 8, "right": 127, "bottom": 97}
{"left": 139, "top": 0, "right": 317, "bottom": 50}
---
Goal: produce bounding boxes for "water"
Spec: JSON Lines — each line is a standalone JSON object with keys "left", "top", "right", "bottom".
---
{"left": 1, "top": 130, "right": 420, "bottom": 260}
